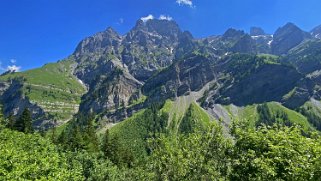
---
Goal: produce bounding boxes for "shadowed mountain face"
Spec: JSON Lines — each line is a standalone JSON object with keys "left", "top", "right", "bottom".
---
{"left": 250, "top": 27, "right": 266, "bottom": 36}
{"left": 1, "top": 19, "right": 321, "bottom": 129}
{"left": 271, "top": 23, "right": 312, "bottom": 55}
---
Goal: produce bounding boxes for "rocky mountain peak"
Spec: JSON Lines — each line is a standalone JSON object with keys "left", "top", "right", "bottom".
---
{"left": 73, "top": 26, "right": 122, "bottom": 57}
{"left": 273, "top": 22, "right": 310, "bottom": 38}
{"left": 222, "top": 28, "right": 245, "bottom": 41}
{"left": 250, "top": 27, "right": 266, "bottom": 36}
{"left": 271, "top": 22, "right": 311, "bottom": 55}
{"left": 311, "top": 25, "right": 321, "bottom": 39}
{"left": 105, "top": 26, "right": 120, "bottom": 36}
{"left": 131, "top": 19, "right": 181, "bottom": 38}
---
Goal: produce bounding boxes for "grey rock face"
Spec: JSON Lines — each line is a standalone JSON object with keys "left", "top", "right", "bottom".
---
{"left": 72, "top": 19, "right": 198, "bottom": 120}
{"left": 142, "top": 55, "right": 218, "bottom": 102}
{"left": 206, "top": 28, "right": 272, "bottom": 55}
{"left": 74, "top": 27, "right": 122, "bottom": 58}
{"left": 230, "top": 34, "right": 257, "bottom": 53}
{"left": 250, "top": 27, "right": 266, "bottom": 36}
{"left": 0, "top": 80, "right": 47, "bottom": 128}
{"left": 271, "top": 23, "right": 311, "bottom": 55}
{"left": 122, "top": 19, "right": 189, "bottom": 81}
{"left": 79, "top": 60, "right": 143, "bottom": 116}
{"left": 282, "top": 40, "right": 321, "bottom": 74}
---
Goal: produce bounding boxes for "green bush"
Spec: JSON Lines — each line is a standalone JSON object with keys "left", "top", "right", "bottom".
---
{"left": 0, "top": 129, "right": 83, "bottom": 180}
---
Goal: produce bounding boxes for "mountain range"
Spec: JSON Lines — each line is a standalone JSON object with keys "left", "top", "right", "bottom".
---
{"left": 1, "top": 18, "right": 321, "bottom": 134}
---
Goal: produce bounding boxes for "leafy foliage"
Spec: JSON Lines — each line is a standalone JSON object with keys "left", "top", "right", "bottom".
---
{"left": 0, "top": 129, "right": 83, "bottom": 180}
{"left": 146, "top": 123, "right": 232, "bottom": 180}
{"left": 58, "top": 116, "right": 99, "bottom": 153}
{"left": 230, "top": 125, "right": 321, "bottom": 181}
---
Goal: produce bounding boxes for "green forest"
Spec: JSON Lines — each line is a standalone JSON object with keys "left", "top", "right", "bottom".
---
{"left": 1, "top": 104, "right": 321, "bottom": 181}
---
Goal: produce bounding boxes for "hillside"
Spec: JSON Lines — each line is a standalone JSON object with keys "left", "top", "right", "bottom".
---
{"left": 0, "top": 58, "right": 86, "bottom": 128}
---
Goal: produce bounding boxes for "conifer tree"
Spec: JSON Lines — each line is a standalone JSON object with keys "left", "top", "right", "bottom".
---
{"left": 84, "top": 119, "right": 99, "bottom": 152}
{"left": 102, "top": 129, "right": 112, "bottom": 157}
{"left": 50, "top": 119, "right": 57, "bottom": 143}
{"left": 6, "top": 113, "right": 15, "bottom": 130}
{"left": 14, "top": 108, "right": 33, "bottom": 133}
{"left": 70, "top": 125, "right": 84, "bottom": 151}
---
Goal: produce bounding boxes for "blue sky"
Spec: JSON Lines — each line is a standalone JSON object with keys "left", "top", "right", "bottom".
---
{"left": 1, "top": 0, "right": 321, "bottom": 72}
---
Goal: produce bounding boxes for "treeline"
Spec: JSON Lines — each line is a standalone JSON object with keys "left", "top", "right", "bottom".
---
{"left": 257, "top": 103, "right": 292, "bottom": 127}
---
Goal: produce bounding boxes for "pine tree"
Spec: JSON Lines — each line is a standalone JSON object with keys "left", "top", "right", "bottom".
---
{"left": 84, "top": 119, "right": 99, "bottom": 152}
{"left": 102, "top": 129, "right": 112, "bottom": 157}
{"left": 102, "top": 129, "right": 126, "bottom": 166}
{"left": 14, "top": 108, "right": 33, "bottom": 133}
{"left": 51, "top": 121, "right": 57, "bottom": 143}
{"left": 70, "top": 125, "right": 84, "bottom": 151}
{"left": 6, "top": 113, "right": 15, "bottom": 130}
{"left": 109, "top": 135, "right": 121, "bottom": 165}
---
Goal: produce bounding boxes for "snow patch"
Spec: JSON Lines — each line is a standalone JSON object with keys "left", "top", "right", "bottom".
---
{"left": 77, "top": 78, "right": 87, "bottom": 90}
{"left": 268, "top": 40, "right": 273, "bottom": 46}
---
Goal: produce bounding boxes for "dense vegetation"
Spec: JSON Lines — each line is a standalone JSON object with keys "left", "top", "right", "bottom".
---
{"left": 1, "top": 102, "right": 321, "bottom": 181}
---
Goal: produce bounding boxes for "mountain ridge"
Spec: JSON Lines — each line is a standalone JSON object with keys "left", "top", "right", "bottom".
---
{"left": 1, "top": 19, "right": 321, "bottom": 131}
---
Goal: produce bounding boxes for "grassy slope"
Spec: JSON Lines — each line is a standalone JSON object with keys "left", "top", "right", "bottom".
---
{"left": 0, "top": 58, "right": 86, "bottom": 121}
{"left": 267, "top": 102, "right": 311, "bottom": 130}
{"left": 178, "top": 102, "right": 212, "bottom": 134}
{"left": 223, "top": 102, "right": 313, "bottom": 131}
{"left": 298, "top": 99, "right": 321, "bottom": 130}
{"left": 223, "top": 104, "right": 259, "bottom": 127}
{"left": 109, "top": 101, "right": 214, "bottom": 161}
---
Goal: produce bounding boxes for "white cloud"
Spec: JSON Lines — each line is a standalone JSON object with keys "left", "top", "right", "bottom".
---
{"left": 7, "top": 65, "right": 21, "bottom": 72}
{"left": 141, "top": 14, "right": 154, "bottom": 22}
{"left": 159, "top": 15, "right": 173, "bottom": 21}
{"left": 10, "top": 59, "right": 17, "bottom": 64}
{"left": 176, "top": 0, "right": 193, "bottom": 7}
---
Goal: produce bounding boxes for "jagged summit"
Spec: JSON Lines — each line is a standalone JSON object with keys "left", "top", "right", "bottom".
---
{"left": 271, "top": 22, "right": 311, "bottom": 55}
{"left": 133, "top": 19, "right": 181, "bottom": 36}
{"left": 250, "top": 27, "right": 266, "bottom": 36}
{"left": 74, "top": 26, "right": 121, "bottom": 57}
{"left": 222, "top": 28, "right": 245, "bottom": 40}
